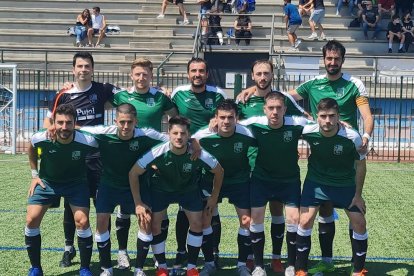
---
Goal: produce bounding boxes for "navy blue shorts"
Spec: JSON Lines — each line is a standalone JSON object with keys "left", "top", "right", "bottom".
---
{"left": 250, "top": 176, "right": 301, "bottom": 208}
{"left": 300, "top": 179, "right": 360, "bottom": 213}
{"left": 150, "top": 189, "right": 203, "bottom": 213}
{"left": 96, "top": 184, "right": 135, "bottom": 214}
{"left": 28, "top": 179, "right": 90, "bottom": 208}
{"left": 217, "top": 182, "right": 250, "bottom": 210}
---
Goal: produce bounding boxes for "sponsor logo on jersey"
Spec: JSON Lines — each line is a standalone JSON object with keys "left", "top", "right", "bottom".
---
{"left": 336, "top": 87, "right": 345, "bottom": 98}
{"left": 333, "top": 144, "right": 343, "bottom": 155}
{"left": 146, "top": 97, "right": 155, "bottom": 107}
{"left": 313, "top": 142, "right": 320, "bottom": 145}
{"left": 205, "top": 98, "right": 213, "bottom": 109}
{"left": 72, "top": 151, "right": 81, "bottom": 160}
{"left": 212, "top": 143, "right": 220, "bottom": 148}
{"left": 77, "top": 107, "right": 96, "bottom": 117}
{"left": 70, "top": 95, "right": 79, "bottom": 100}
{"left": 129, "top": 141, "right": 139, "bottom": 151}
{"left": 89, "top": 93, "right": 98, "bottom": 104}
{"left": 165, "top": 161, "right": 173, "bottom": 166}
{"left": 318, "top": 85, "right": 326, "bottom": 91}
{"left": 283, "top": 131, "right": 293, "bottom": 142}
{"left": 261, "top": 131, "right": 269, "bottom": 134}
{"left": 48, "top": 150, "right": 57, "bottom": 154}
{"left": 182, "top": 163, "right": 192, "bottom": 173}
{"left": 249, "top": 103, "right": 257, "bottom": 107}
{"left": 184, "top": 98, "right": 192, "bottom": 102}
{"left": 128, "top": 97, "right": 135, "bottom": 101}
{"left": 233, "top": 142, "right": 243, "bottom": 153}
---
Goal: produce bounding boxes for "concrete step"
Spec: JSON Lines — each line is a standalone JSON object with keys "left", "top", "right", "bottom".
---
{"left": 0, "top": 0, "right": 140, "bottom": 10}
{"left": 129, "top": 41, "right": 172, "bottom": 49}
{"left": 133, "top": 29, "right": 175, "bottom": 36}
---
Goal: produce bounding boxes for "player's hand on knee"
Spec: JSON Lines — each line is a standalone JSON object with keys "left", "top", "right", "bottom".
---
{"left": 349, "top": 195, "right": 366, "bottom": 215}
{"left": 205, "top": 197, "right": 218, "bottom": 215}
{"left": 28, "top": 178, "right": 45, "bottom": 197}
{"left": 136, "top": 203, "right": 152, "bottom": 225}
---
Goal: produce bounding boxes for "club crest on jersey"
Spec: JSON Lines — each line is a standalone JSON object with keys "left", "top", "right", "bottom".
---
{"left": 72, "top": 151, "right": 81, "bottom": 160}
{"left": 283, "top": 131, "right": 293, "bottom": 142}
{"left": 205, "top": 98, "right": 213, "bottom": 109}
{"left": 233, "top": 142, "right": 243, "bottom": 153}
{"left": 333, "top": 144, "right": 343, "bottom": 155}
{"left": 146, "top": 98, "right": 155, "bottom": 107}
{"left": 336, "top": 87, "right": 345, "bottom": 98}
{"left": 182, "top": 163, "right": 192, "bottom": 173}
{"left": 89, "top": 94, "right": 98, "bottom": 104}
{"left": 129, "top": 141, "right": 139, "bottom": 151}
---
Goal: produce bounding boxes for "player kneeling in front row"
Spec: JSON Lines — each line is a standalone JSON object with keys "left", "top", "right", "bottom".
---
{"left": 193, "top": 99, "right": 256, "bottom": 276}
{"left": 295, "top": 98, "right": 368, "bottom": 276}
{"left": 129, "top": 116, "right": 224, "bottom": 276}
{"left": 25, "top": 104, "right": 97, "bottom": 276}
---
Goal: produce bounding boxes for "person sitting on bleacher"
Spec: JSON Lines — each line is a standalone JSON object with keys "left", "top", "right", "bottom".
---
{"left": 75, "top": 9, "right": 91, "bottom": 47}
{"left": 402, "top": 12, "right": 414, "bottom": 52}
{"left": 387, "top": 14, "right": 405, "bottom": 53}
{"left": 378, "top": 0, "right": 395, "bottom": 18}
{"left": 336, "top": 0, "right": 356, "bottom": 16}
{"left": 234, "top": 11, "right": 252, "bottom": 46}
{"left": 87, "top": 7, "right": 107, "bottom": 47}
{"left": 362, "top": 1, "right": 381, "bottom": 39}
{"left": 208, "top": 7, "right": 225, "bottom": 45}
{"left": 357, "top": 0, "right": 372, "bottom": 19}
{"left": 198, "top": 0, "right": 213, "bottom": 15}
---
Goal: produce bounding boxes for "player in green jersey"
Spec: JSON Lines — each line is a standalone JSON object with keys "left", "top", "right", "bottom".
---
{"left": 295, "top": 98, "right": 368, "bottom": 276}
{"left": 193, "top": 99, "right": 256, "bottom": 276}
{"left": 239, "top": 92, "right": 309, "bottom": 276}
{"left": 235, "top": 60, "right": 307, "bottom": 274}
{"left": 171, "top": 58, "right": 226, "bottom": 268}
{"left": 129, "top": 116, "right": 224, "bottom": 276}
{"left": 81, "top": 103, "right": 168, "bottom": 276}
{"left": 26, "top": 104, "right": 98, "bottom": 276}
{"left": 111, "top": 58, "right": 177, "bottom": 131}
{"left": 238, "top": 41, "right": 373, "bottom": 273}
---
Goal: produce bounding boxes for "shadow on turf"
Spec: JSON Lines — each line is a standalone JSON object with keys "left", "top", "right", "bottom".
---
{"left": 57, "top": 258, "right": 414, "bottom": 275}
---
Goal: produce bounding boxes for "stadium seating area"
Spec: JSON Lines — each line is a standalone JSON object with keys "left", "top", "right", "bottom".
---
{"left": 0, "top": 0, "right": 412, "bottom": 74}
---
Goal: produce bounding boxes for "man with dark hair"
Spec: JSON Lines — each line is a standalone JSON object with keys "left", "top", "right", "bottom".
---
{"left": 362, "top": 1, "right": 381, "bottom": 40}
{"left": 296, "top": 98, "right": 368, "bottom": 276}
{"left": 284, "top": 0, "right": 303, "bottom": 51}
{"left": 239, "top": 92, "right": 309, "bottom": 276}
{"left": 87, "top": 6, "right": 107, "bottom": 47}
{"left": 171, "top": 57, "right": 226, "bottom": 269}
{"left": 26, "top": 104, "right": 98, "bottom": 276}
{"left": 193, "top": 99, "right": 256, "bottom": 276}
{"left": 43, "top": 52, "right": 130, "bottom": 269}
{"left": 129, "top": 116, "right": 224, "bottom": 276}
{"left": 387, "top": 14, "right": 405, "bottom": 53}
{"left": 80, "top": 103, "right": 169, "bottom": 276}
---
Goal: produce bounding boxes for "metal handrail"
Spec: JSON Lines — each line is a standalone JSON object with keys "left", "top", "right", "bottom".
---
{"left": 192, "top": 14, "right": 203, "bottom": 57}
{"left": 156, "top": 52, "right": 175, "bottom": 86}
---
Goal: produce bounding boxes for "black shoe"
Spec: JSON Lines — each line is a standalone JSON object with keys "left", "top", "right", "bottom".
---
{"left": 213, "top": 252, "right": 221, "bottom": 269}
{"left": 59, "top": 247, "right": 76, "bottom": 267}
{"left": 388, "top": 48, "right": 392, "bottom": 53}
{"left": 398, "top": 48, "right": 405, "bottom": 53}
{"left": 173, "top": 252, "right": 188, "bottom": 269}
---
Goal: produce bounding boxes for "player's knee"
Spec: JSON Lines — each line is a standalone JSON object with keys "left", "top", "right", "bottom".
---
{"left": 350, "top": 216, "right": 366, "bottom": 233}
{"left": 189, "top": 219, "right": 202, "bottom": 232}
{"left": 74, "top": 215, "right": 89, "bottom": 229}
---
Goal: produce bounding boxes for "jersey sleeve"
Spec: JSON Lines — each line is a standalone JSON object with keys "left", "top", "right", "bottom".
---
{"left": 295, "top": 79, "right": 313, "bottom": 99}
{"left": 346, "top": 128, "right": 366, "bottom": 160}
{"left": 140, "top": 128, "right": 169, "bottom": 143}
{"left": 199, "top": 149, "right": 219, "bottom": 170}
{"left": 103, "top": 83, "right": 120, "bottom": 103}
{"left": 192, "top": 126, "right": 214, "bottom": 140}
{"left": 160, "top": 93, "right": 175, "bottom": 112}
{"left": 31, "top": 131, "right": 48, "bottom": 147}
{"left": 136, "top": 142, "right": 169, "bottom": 169}
{"left": 80, "top": 125, "right": 116, "bottom": 135}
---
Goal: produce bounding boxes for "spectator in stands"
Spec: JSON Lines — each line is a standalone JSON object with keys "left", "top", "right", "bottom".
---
{"left": 157, "top": 0, "right": 190, "bottom": 25}
{"left": 362, "top": 1, "right": 381, "bottom": 39}
{"left": 387, "top": 14, "right": 405, "bottom": 52}
{"left": 284, "top": 0, "right": 302, "bottom": 50}
{"left": 378, "top": 0, "right": 395, "bottom": 18}
{"left": 234, "top": 12, "right": 252, "bottom": 46}
{"left": 308, "top": 0, "right": 326, "bottom": 40}
{"left": 402, "top": 12, "right": 414, "bottom": 52}
{"left": 336, "top": 0, "right": 356, "bottom": 16}
{"left": 198, "top": 0, "right": 212, "bottom": 15}
{"left": 208, "top": 7, "right": 225, "bottom": 45}
{"left": 299, "top": 0, "right": 314, "bottom": 17}
{"left": 87, "top": 7, "right": 106, "bottom": 47}
{"left": 75, "top": 9, "right": 91, "bottom": 47}
{"left": 357, "top": 0, "right": 371, "bottom": 19}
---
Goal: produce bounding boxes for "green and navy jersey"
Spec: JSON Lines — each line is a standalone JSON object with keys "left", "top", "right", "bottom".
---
{"left": 192, "top": 124, "right": 256, "bottom": 185}
{"left": 171, "top": 84, "right": 226, "bottom": 134}
{"left": 111, "top": 87, "right": 175, "bottom": 131}
{"left": 31, "top": 130, "right": 98, "bottom": 183}
{"left": 81, "top": 125, "right": 168, "bottom": 189}
{"left": 137, "top": 141, "right": 219, "bottom": 193}
{"left": 239, "top": 115, "right": 308, "bottom": 182}
{"left": 296, "top": 73, "right": 368, "bottom": 129}
{"left": 302, "top": 124, "right": 366, "bottom": 187}
{"left": 237, "top": 91, "right": 305, "bottom": 120}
